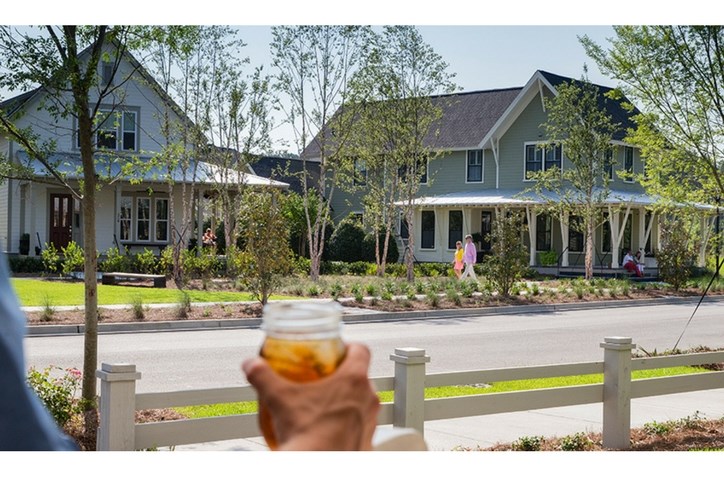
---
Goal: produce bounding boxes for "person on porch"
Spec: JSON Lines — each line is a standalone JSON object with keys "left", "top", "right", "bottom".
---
{"left": 623, "top": 249, "right": 643, "bottom": 277}
{"left": 461, "top": 234, "right": 477, "bottom": 281}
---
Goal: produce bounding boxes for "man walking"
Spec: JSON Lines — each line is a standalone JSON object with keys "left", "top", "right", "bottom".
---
{"left": 461, "top": 234, "right": 477, "bottom": 280}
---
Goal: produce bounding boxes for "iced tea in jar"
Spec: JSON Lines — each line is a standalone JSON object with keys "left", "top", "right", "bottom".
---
{"left": 258, "top": 301, "right": 346, "bottom": 449}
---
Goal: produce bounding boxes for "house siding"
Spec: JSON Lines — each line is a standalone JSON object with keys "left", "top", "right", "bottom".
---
{"left": 497, "top": 91, "right": 550, "bottom": 189}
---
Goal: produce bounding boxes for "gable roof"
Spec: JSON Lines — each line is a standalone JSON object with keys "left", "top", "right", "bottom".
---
{"left": 0, "top": 40, "right": 197, "bottom": 136}
{"left": 302, "top": 70, "right": 641, "bottom": 159}
{"left": 537, "top": 70, "right": 639, "bottom": 140}
{"left": 300, "top": 87, "right": 521, "bottom": 160}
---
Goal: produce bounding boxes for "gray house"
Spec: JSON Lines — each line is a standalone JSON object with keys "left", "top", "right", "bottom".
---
{"left": 303, "top": 70, "right": 717, "bottom": 271}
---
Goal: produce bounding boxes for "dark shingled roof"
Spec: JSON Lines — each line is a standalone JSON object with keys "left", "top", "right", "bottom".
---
{"left": 301, "top": 71, "right": 642, "bottom": 158}
{"left": 538, "top": 70, "right": 639, "bottom": 140}
{"left": 301, "top": 87, "right": 522, "bottom": 159}
{"left": 249, "top": 156, "right": 321, "bottom": 195}
{"left": 426, "top": 88, "right": 522, "bottom": 148}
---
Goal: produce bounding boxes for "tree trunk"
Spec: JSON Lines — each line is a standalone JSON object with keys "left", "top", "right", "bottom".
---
{"left": 78, "top": 110, "right": 99, "bottom": 438}
{"left": 585, "top": 216, "right": 595, "bottom": 280}
{"left": 405, "top": 209, "right": 415, "bottom": 282}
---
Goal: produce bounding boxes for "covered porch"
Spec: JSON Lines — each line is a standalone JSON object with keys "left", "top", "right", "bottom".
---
{"left": 398, "top": 189, "right": 695, "bottom": 272}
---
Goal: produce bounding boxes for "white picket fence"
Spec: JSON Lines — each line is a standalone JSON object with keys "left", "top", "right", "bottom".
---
{"left": 96, "top": 336, "right": 724, "bottom": 451}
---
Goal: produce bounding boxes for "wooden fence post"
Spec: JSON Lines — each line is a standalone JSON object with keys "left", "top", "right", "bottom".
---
{"left": 96, "top": 363, "right": 141, "bottom": 451}
{"left": 390, "top": 347, "right": 430, "bottom": 435}
{"left": 600, "top": 336, "right": 636, "bottom": 450}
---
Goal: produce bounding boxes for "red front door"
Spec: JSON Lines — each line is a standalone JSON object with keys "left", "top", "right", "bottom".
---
{"left": 49, "top": 194, "right": 73, "bottom": 249}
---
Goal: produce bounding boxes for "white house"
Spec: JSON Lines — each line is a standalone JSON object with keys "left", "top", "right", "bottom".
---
{"left": 0, "top": 44, "right": 286, "bottom": 256}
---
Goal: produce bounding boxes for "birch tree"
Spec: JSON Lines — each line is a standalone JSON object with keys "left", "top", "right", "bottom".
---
{"left": 271, "top": 25, "right": 370, "bottom": 281}
{"left": 347, "top": 26, "right": 457, "bottom": 281}
{"left": 529, "top": 73, "right": 620, "bottom": 279}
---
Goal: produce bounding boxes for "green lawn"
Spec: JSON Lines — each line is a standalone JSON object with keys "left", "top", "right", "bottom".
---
{"left": 11, "top": 278, "right": 295, "bottom": 306}
{"left": 175, "top": 366, "right": 709, "bottom": 419}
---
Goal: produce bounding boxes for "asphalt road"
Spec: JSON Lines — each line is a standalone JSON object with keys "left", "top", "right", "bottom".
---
{"left": 23, "top": 300, "right": 724, "bottom": 393}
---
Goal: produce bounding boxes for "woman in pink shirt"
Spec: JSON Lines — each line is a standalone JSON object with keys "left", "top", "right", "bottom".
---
{"left": 461, "top": 234, "right": 477, "bottom": 280}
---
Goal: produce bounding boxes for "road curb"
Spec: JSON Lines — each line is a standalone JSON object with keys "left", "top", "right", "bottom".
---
{"left": 25, "top": 294, "right": 724, "bottom": 336}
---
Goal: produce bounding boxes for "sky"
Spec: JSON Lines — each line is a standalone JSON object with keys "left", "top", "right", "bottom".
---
{"left": 4, "top": 1, "right": 722, "bottom": 152}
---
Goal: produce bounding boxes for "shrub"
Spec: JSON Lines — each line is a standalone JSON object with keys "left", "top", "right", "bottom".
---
{"left": 657, "top": 214, "right": 699, "bottom": 290}
{"left": 41, "top": 243, "right": 60, "bottom": 275}
{"left": 26, "top": 366, "right": 82, "bottom": 427}
{"left": 131, "top": 295, "right": 145, "bottom": 320}
{"left": 539, "top": 250, "right": 558, "bottom": 266}
{"left": 482, "top": 210, "right": 528, "bottom": 296}
{"left": 40, "top": 294, "right": 55, "bottom": 322}
{"left": 511, "top": 435, "right": 544, "bottom": 451}
{"left": 60, "top": 241, "right": 84, "bottom": 276}
{"left": 100, "top": 247, "right": 132, "bottom": 273}
{"left": 8, "top": 255, "right": 45, "bottom": 274}
{"left": 558, "top": 432, "right": 594, "bottom": 451}
{"left": 363, "top": 229, "right": 400, "bottom": 264}
{"left": 134, "top": 248, "right": 158, "bottom": 275}
{"left": 328, "top": 216, "right": 367, "bottom": 262}
{"left": 174, "top": 291, "right": 192, "bottom": 319}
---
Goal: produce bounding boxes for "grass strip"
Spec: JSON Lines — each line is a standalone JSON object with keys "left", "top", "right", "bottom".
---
{"left": 11, "top": 279, "right": 295, "bottom": 307}
{"left": 174, "top": 366, "right": 708, "bottom": 419}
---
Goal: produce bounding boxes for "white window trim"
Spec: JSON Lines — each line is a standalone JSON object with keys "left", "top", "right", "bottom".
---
{"left": 447, "top": 209, "right": 464, "bottom": 250}
{"left": 119, "top": 196, "right": 133, "bottom": 242}
{"left": 154, "top": 198, "right": 169, "bottom": 243}
{"left": 523, "top": 141, "right": 562, "bottom": 181}
{"left": 136, "top": 196, "right": 151, "bottom": 242}
{"left": 120, "top": 194, "right": 171, "bottom": 244}
{"left": 420, "top": 210, "right": 436, "bottom": 250}
{"left": 76, "top": 107, "right": 140, "bottom": 152}
{"left": 465, "top": 149, "right": 484, "bottom": 184}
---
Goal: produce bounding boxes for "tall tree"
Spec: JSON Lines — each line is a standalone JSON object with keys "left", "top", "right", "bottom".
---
{"left": 581, "top": 26, "right": 724, "bottom": 264}
{"left": 271, "top": 25, "right": 371, "bottom": 281}
{"left": 347, "top": 26, "right": 458, "bottom": 281}
{"left": 0, "top": 26, "right": 158, "bottom": 436}
{"left": 528, "top": 73, "right": 620, "bottom": 279}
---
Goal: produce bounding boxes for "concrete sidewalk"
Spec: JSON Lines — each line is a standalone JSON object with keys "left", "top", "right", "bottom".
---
{"left": 171, "top": 388, "right": 724, "bottom": 451}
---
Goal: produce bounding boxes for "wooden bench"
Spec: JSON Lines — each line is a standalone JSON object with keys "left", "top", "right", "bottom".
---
{"left": 101, "top": 272, "right": 167, "bottom": 288}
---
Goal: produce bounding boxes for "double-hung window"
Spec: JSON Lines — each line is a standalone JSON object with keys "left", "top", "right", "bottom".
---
{"left": 448, "top": 210, "right": 462, "bottom": 249}
{"left": 120, "top": 195, "right": 168, "bottom": 243}
{"left": 525, "top": 143, "right": 561, "bottom": 179}
{"left": 466, "top": 150, "right": 483, "bottom": 182}
{"left": 536, "top": 213, "right": 552, "bottom": 251}
{"left": 421, "top": 210, "right": 435, "bottom": 249}
{"left": 82, "top": 109, "right": 139, "bottom": 152}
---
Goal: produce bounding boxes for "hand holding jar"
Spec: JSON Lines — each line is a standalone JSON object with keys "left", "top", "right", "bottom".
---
{"left": 242, "top": 302, "right": 380, "bottom": 451}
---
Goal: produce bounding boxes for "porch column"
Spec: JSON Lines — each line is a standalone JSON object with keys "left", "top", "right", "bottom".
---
{"left": 196, "top": 189, "right": 204, "bottom": 247}
{"left": 463, "top": 208, "right": 472, "bottom": 239}
{"left": 526, "top": 206, "right": 537, "bottom": 266}
{"left": 114, "top": 184, "right": 122, "bottom": 245}
{"left": 637, "top": 207, "right": 646, "bottom": 255}
{"left": 611, "top": 210, "right": 621, "bottom": 268}
{"left": 559, "top": 211, "right": 569, "bottom": 267}
{"left": 699, "top": 215, "right": 713, "bottom": 267}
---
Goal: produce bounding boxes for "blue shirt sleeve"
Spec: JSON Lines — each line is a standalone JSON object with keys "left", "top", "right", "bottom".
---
{"left": 0, "top": 254, "right": 78, "bottom": 451}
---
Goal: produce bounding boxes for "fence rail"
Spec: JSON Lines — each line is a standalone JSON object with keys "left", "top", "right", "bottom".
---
{"left": 96, "top": 339, "right": 724, "bottom": 451}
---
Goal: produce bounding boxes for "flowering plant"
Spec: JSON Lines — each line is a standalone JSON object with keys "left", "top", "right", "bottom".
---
{"left": 26, "top": 366, "right": 82, "bottom": 427}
